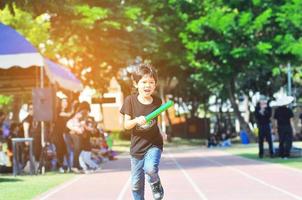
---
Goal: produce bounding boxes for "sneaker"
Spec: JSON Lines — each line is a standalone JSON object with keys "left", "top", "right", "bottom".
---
{"left": 93, "top": 166, "right": 102, "bottom": 173}
{"left": 59, "top": 167, "right": 65, "bottom": 173}
{"left": 83, "top": 170, "right": 92, "bottom": 174}
{"left": 71, "top": 167, "right": 80, "bottom": 174}
{"left": 151, "top": 180, "right": 164, "bottom": 200}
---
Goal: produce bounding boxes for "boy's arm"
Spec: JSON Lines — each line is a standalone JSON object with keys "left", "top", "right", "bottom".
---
{"left": 123, "top": 114, "right": 146, "bottom": 130}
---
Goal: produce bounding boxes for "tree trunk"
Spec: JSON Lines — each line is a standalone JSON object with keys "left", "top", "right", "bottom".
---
{"left": 227, "top": 79, "right": 251, "bottom": 134}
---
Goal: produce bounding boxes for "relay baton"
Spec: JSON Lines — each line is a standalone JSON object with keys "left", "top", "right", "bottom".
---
{"left": 145, "top": 100, "right": 174, "bottom": 122}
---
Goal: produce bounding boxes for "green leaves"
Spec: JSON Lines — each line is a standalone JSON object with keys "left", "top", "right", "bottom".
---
{"left": 256, "top": 42, "right": 272, "bottom": 54}
{"left": 277, "top": 0, "right": 302, "bottom": 30}
{"left": 124, "top": 7, "right": 141, "bottom": 20}
{"left": 238, "top": 12, "right": 252, "bottom": 27}
{"left": 73, "top": 5, "right": 108, "bottom": 28}
{"left": 231, "top": 47, "right": 248, "bottom": 58}
{"left": 0, "top": 95, "right": 12, "bottom": 106}
{"left": 0, "top": 6, "right": 50, "bottom": 47}
{"left": 251, "top": 8, "right": 272, "bottom": 32}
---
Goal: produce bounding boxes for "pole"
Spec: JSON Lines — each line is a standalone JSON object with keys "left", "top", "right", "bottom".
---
{"left": 287, "top": 62, "right": 292, "bottom": 96}
{"left": 159, "top": 80, "right": 166, "bottom": 134}
{"left": 40, "top": 66, "right": 45, "bottom": 148}
{"left": 287, "top": 62, "right": 293, "bottom": 109}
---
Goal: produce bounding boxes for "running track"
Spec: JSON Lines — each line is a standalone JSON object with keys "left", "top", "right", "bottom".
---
{"left": 36, "top": 147, "right": 302, "bottom": 200}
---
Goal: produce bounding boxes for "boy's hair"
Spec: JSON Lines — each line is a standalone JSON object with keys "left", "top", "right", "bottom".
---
{"left": 132, "top": 63, "right": 158, "bottom": 83}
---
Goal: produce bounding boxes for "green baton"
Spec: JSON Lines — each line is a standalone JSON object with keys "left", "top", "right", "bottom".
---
{"left": 145, "top": 100, "right": 174, "bottom": 123}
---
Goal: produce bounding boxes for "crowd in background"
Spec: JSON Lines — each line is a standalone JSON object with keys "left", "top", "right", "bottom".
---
{"left": 207, "top": 95, "right": 302, "bottom": 159}
{"left": 0, "top": 98, "right": 117, "bottom": 174}
{"left": 254, "top": 96, "right": 301, "bottom": 159}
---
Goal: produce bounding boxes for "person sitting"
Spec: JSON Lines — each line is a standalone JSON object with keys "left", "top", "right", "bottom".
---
{"left": 0, "top": 141, "right": 12, "bottom": 173}
{"left": 220, "top": 133, "right": 232, "bottom": 147}
{"left": 207, "top": 135, "right": 218, "bottom": 148}
{"left": 79, "top": 130, "right": 101, "bottom": 174}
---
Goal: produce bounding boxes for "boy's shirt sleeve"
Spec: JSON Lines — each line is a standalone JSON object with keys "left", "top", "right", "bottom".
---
{"left": 120, "top": 96, "right": 132, "bottom": 117}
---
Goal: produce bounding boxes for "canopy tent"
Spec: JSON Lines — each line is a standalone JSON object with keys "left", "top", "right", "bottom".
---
{"left": 0, "top": 23, "right": 43, "bottom": 68}
{"left": 0, "top": 23, "right": 83, "bottom": 149}
{"left": 44, "top": 58, "right": 83, "bottom": 92}
{"left": 0, "top": 23, "right": 83, "bottom": 93}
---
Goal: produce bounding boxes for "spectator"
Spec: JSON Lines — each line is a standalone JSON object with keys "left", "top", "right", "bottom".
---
{"left": 0, "top": 110, "right": 6, "bottom": 139}
{"left": 297, "top": 113, "right": 302, "bottom": 141}
{"left": 104, "top": 131, "right": 117, "bottom": 160}
{"left": 52, "top": 98, "right": 74, "bottom": 173}
{"left": 273, "top": 96, "right": 295, "bottom": 159}
{"left": 0, "top": 141, "right": 12, "bottom": 173}
{"left": 255, "top": 99, "right": 274, "bottom": 158}
{"left": 79, "top": 129, "right": 100, "bottom": 174}
{"left": 66, "top": 101, "right": 90, "bottom": 172}
{"left": 0, "top": 111, "right": 11, "bottom": 139}
{"left": 220, "top": 133, "right": 232, "bottom": 147}
{"left": 18, "top": 103, "right": 40, "bottom": 169}
{"left": 207, "top": 135, "right": 218, "bottom": 148}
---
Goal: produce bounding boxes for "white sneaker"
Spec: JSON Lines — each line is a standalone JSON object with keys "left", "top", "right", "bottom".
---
{"left": 94, "top": 167, "right": 102, "bottom": 173}
{"left": 59, "top": 167, "right": 65, "bottom": 173}
{"left": 71, "top": 167, "right": 80, "bottom": 173}
{"left": 84, "top": 170, "right": 92, "bottom": 174}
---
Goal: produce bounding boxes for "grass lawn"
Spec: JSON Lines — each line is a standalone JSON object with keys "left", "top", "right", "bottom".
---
{"left": 223, "top": 142, "right": 302, "bottom": 170}
{"left": 0, "top": 172, "right": 75, "bottom": 200}
{"left": 113, "top": 137, "right": 205, "bottom": 153}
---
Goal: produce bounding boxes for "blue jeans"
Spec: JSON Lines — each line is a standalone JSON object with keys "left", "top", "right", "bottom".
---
{"left": 63, "top": 133, "right": 74, "bottom": 170}
{"left": 131, "top": 147, "right": 162, "bottom": 200}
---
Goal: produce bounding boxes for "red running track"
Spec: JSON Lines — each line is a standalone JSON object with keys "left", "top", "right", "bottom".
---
{"left": 35, "top": 147, "right": 302, "bottom": 200}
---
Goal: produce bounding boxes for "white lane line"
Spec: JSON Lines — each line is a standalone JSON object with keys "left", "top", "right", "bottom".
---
{"left": 201, "top": 154, "right": 302, "bottom": 200}
{"left": 221, "top": 150, "right": 302, "bottom": 175}
{"left": 167, "top": 152, "right": 208, "bottom": 200}
{"left": 38, "top": 175, "right": 84, "bottom": 200}
{"left": 116, "top": 176, "right": 131, "bottom": 200}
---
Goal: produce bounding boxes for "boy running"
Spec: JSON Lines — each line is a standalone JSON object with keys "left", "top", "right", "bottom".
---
{"left": 120, "top": 63, "right": 167, "bottom": 200}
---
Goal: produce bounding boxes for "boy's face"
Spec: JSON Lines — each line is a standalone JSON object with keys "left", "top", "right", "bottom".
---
{"left": 135, "top": 75, "right": 156, "bottom": 97}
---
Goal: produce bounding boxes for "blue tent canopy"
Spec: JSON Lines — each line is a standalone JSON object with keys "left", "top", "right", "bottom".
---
{"left": 0, "top": 23, "right": 83, "bottom": 92}
{"left": 44, "top": 58, "right": 83, "bottom": 92}
{"left": 0, "top": 23, "right": 43, "bottom": 68}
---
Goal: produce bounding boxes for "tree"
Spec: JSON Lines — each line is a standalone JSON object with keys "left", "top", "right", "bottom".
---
{"left": 178, "top": 0, "right": 302, "bottom": 134}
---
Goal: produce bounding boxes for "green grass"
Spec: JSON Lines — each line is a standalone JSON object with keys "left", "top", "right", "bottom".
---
{"left": 113, "top": 139, "right": 130, "bottom": 153}
{"left": 224, "top": 142, "right": 302, "bottom": 170}
{"left": 166, "top": 137, "right": 205, "bottom": 147}
{"left": 112, "top": 137, "right": 205, "bottom": 153}
{"left": 0, "top": 172, "right": 75, "bottom": 200}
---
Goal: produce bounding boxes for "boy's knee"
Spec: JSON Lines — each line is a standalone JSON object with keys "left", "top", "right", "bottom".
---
{"left": 144, "top": 166, "right": 157, "bottom": 176}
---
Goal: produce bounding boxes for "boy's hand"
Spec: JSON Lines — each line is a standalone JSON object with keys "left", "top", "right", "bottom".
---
{"left": 135, "top": 116, "right": 147, "bottom": 126}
